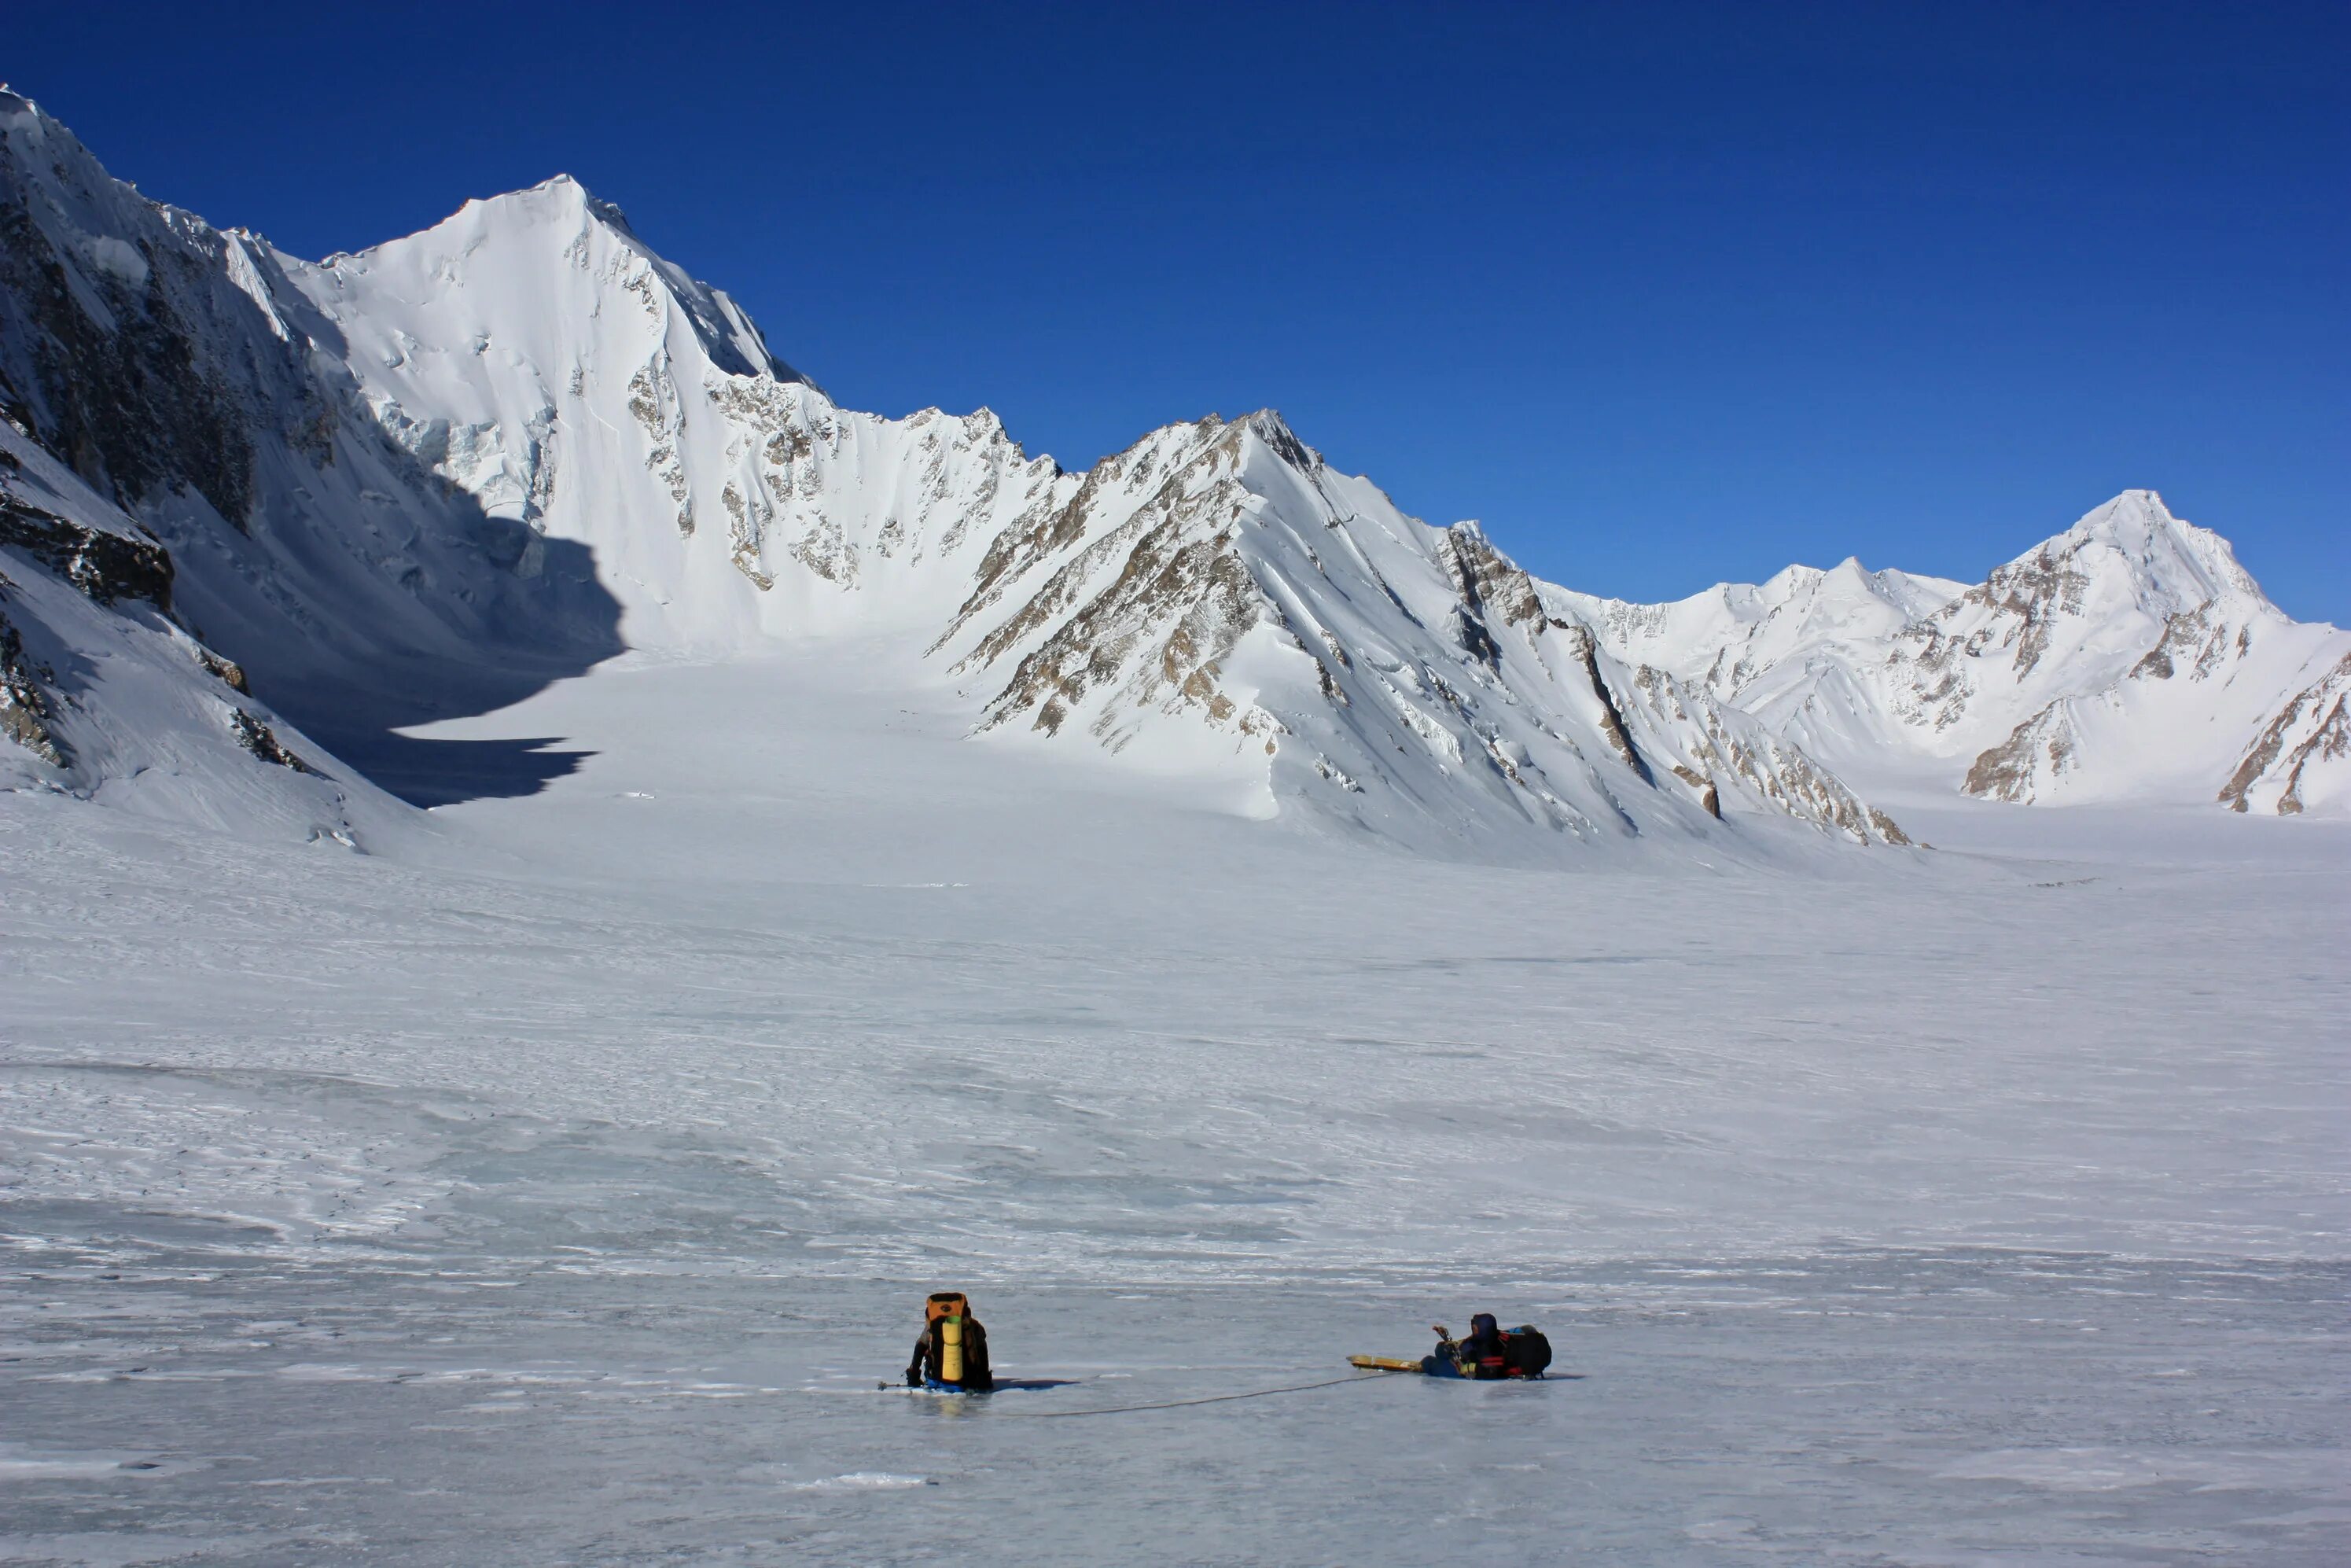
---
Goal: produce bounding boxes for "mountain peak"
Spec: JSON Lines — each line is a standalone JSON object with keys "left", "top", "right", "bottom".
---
{"left": 1235, "top": 407, "right": 1319, "bottom": 471}
{"left": 2067, "top": 487, "right": 2176, "bottom": 540}
{"left": 0, "top": 85, "right": 57, "bottom": 132}
{"left": 2039, "top": 490, "right": 2272, "bottom": 617}
{"left": 444, "top": 172, "right": 611, "bottom": 232}
{"left": 320, "top": 170, "right": 799, "bottom": 385}
{"left": 3, "top": 89, "right": 2336, "bottom": 829}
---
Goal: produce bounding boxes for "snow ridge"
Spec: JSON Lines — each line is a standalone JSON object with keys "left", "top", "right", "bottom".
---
{"left": 0, "top": 87, "right": 2340, "bottom": 839}
{"left": 1545, "top": 487, "right": 2351, "bottom": 817}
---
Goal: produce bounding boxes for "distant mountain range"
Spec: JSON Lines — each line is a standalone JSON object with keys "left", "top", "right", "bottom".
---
{"left": 2, "top": 88, "right": 2342, "bottom": 853}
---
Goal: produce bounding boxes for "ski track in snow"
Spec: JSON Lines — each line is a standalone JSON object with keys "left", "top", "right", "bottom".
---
{"left": 2, "top": 653, "right": 2346, "bottom": 1563}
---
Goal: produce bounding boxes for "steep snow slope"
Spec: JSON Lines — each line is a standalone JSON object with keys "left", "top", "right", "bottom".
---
{"left": 0, "top": 88, "right": 624, "bottom": 778}
{"left": 2218, "top": 647, "right": 2351, "bottom": 815}
{"left": 925, "top": 415, "right": 1906, "bottom": 848}
{"left": 0, "top": 421, "right": 395, "bottom": 841}
{"left": 295, "top": 179, "right": 1087, "bottom": 648}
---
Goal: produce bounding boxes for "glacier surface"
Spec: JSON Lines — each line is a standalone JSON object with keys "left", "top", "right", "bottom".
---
{"left": 2, "top": 647, "right": 2345, "bottom": 1565}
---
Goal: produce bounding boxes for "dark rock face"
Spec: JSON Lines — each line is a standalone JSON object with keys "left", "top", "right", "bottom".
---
{"left": 1671, "top": 763, "right": 1724, "bottom": 819}
{"left": 0, "top": 96, "right": 353, "bottom": 534}
{"left": 0, "top": 496, "right": 173, "bottom": 609}
{"left": 0, "top": 205, "right": 257, "bottom": 528}
{"left": 1442, "top": 604, "right": 1502, "bottom": 672}
{"left": 1562, "top": 624, "right": 1653, "bottom": 786}
{"left": 0, "top": 588, "right": 67, "bottom": 766}
{"left": 227, "top": 706, "right": 321, "bottom": 775}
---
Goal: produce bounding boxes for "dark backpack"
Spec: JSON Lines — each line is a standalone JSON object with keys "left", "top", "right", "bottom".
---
{"left": 1501, "top": 1324, "right": 1552, "bottom": 1378}
{"left": 1462, "top": 1312, "right": 1510, "bottom": 1378}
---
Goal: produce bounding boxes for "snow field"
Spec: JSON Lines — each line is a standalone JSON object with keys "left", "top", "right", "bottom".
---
{"left": 2, "top": 652, "right": 2345, "bottom": 1562}
{"left": 2, "top": 1246, "right": 2342, "bottom": 1565}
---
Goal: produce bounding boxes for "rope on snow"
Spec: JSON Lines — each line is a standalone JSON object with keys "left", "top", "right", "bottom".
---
{"left": 1004, "top": 1370, "right": 1406, "bottom": 1418}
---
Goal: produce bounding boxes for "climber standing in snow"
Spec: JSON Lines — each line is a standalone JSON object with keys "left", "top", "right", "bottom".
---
{"left": 904, "top": 1290, "right": 994, "bottom": 1391}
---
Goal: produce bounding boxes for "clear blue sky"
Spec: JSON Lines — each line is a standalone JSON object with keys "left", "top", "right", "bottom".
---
{"left": 9, "top": 2, "right": 2345, "bottom": 618}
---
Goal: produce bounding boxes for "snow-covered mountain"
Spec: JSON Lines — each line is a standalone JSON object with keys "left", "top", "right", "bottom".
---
{"left": 0, "top": 90, "right": 1908, "bottom": 855}
{"left": 0, "top": 90, "right": 627, "bottom": 809}
{"left": 1555, "top": 558, "right": 1970, "bottom": 770}
{"left": 0, "top": 421, "right": 392, "bottom": 841}
{"left": 1568, "top": 491, "right": 2349, "bottom": 815}
{"left": 0, "top": 87, "right": 2338, "bottom": 845}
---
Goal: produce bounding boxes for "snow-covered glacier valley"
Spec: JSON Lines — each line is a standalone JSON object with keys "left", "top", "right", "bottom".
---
{"left": 2, "top": 646, "right": 2345, "bottom": 1566}
{"left": 1, "top": 85, "right": 2346, "bottom": 1566}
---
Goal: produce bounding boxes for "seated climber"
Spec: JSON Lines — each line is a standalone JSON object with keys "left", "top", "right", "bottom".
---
{"left": 903, "top": 1290, "right": 994, "bottom": 1392}
{"left": 1422, "top": 1313, "right": 1551, "bottom": 1379}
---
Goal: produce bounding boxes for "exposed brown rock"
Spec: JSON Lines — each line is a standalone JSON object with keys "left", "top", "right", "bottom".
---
{"left": 1560, "top": 625, "right": 1651, "bottom": 784}
{"left": 1670, "top": 763, "right": 1723, "bottom": 819}
{"left": 2220, "top": 651, "right": 2351, "bottom": 812}
{"left": 0, "top": 496, "right": 172, "bottom": 609}
{"left": 1963, "top": 701, "right": 2074, "bottom": 803}
{"left": 227, "top": 707, "right": 321, "bottom": 775}
{"left": 0, "top": 592, "right": 66, "bottom": 766}
{"left": 197, "top": 648, "right": 248, "bottom": 693}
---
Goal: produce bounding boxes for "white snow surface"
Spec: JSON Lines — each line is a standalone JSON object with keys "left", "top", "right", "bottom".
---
{"left": 0, "top": 86, "right": 2345, "bottom": 1566}
{"left": 2, "top": 646, "right": 2347, "bottom": 1564}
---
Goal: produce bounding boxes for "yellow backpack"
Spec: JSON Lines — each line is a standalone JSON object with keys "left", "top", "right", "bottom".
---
{"left": 925, "top": 1291, "right": 971, "bottom": 1382}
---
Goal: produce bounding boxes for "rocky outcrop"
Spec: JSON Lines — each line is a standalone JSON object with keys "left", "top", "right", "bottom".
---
{"left": 0, "top": 409, "right": 380, "bottom": 839}
{"left": 227, "top": 705, "right": 322, "bottom": 774}
{"left": 1963, "top": 701, "right": 2076, "bottom": 804}
{"left": 2128, "top": 605, "right": 2239, "bottom": 683}
{"left": 1440, "top": 522, "right": 1545, "bottom": 635}
{"left": 0, "top": 586, "right": 66, "bottom": 765}
{"left": 1630, "top": 665, "right": 1908, "bottom": 845}
{"left": 0, "top": 495, "right": 171, "bottom": 608}
{"left": 1562, "top": 626, "right": 1652, "bottom": 784}
{"left": 2218, "top": 651, "right": 2351, "bottom": 815}
{"left": 0, "top": 96, "right": 346, "bottom": 528}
